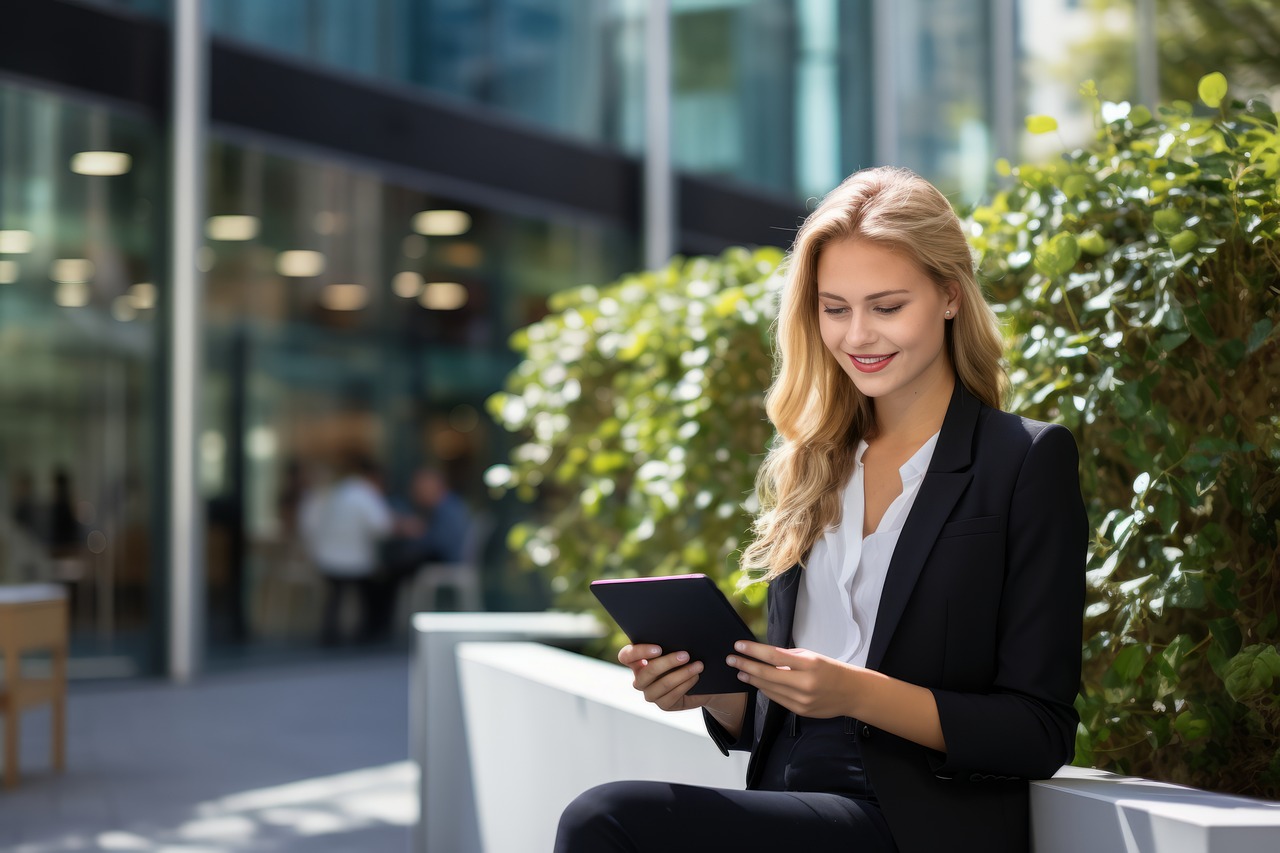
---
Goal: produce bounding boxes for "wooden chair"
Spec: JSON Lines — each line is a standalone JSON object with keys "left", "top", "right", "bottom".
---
{"left": 0, "top": 584, "right": 68, "bottom": 788}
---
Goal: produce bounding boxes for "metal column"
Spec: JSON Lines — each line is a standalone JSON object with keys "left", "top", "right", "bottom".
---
{"left": 1135, "top": 0, "right": 1159, "bottom": 106}
{"left": 871, "top": 0, "right": 898, "bottom": 165}
{"left": 167, "top": 0, "right": 207, "bottom": 682}
{"left": 644, "top": 0, "right": 674, "bottom": 269}
{"left": 991, "top": 0, "right": 1017, "bottom": 163}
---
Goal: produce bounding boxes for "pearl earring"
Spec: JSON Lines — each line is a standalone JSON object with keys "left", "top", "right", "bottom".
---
{"left": 945, "top": 309, "right": 953, "bottom": 318}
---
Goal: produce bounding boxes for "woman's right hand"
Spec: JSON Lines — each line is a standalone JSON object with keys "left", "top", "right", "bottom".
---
{"left": 618, "top": 644, "right": 710, "bottom": 712}
{"left": 620, "top": 644, "right": 749, "bottom": 738}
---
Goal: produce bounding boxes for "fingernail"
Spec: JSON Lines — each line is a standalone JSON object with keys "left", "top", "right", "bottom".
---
{"left": 725, "top": 655, "right": 736, "bottom": 666}
{"left": 649, "top": 647, "right": 661, "bottom": 656}
{"left": 675, "top": 651, "right": 689, "bottom": 663}
{"left": 734, "top": 642, "right": 746, "bottom": 652}
{"left": 738, "top": 672, "right": 748, "bottom": 681}
{"left": 691, "top": 662, "right": 704, "bottom": 672}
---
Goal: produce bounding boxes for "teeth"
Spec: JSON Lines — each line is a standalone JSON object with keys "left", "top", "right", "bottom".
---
{"left": 853, "top": 355, "right": 892, "bottom": 364}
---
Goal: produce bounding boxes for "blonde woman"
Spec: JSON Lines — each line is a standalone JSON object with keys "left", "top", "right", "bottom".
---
{"left": 556, "top": 167, "right": 1086, "bottom": 853}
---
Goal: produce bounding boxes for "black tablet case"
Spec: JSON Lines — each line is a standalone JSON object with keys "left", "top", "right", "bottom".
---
{"left": 590, "top": 573, "right": 757, "bottom": 694}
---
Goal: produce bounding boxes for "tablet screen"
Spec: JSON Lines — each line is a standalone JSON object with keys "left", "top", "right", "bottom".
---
{"left": 590, "top": 573, "right": 757, "bottom": 694}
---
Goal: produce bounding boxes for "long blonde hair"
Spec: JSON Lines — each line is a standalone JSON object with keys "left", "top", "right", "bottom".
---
{"left": 741, "top": 166, "right": 1005, "bottom": 581}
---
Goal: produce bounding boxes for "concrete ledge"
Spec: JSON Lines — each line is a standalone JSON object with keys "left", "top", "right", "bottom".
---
{"left": 457, "top": 641, "right": 749, "bottom": 853}
{"left": 411, "top": 612, "right": 603, "bottom": 853}
{"left": 455, "top": 641, "right": 1280, "bottom": 853}
{"left": 1031, "top": 766, "right": 1280, "bottom": 853}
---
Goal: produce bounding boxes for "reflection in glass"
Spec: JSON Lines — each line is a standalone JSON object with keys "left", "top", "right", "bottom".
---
{"left": 0, "top": 82, "right": 162, "bottom": 676}
{"left": 200, "top": 138, "right": 638, "bottom": 649}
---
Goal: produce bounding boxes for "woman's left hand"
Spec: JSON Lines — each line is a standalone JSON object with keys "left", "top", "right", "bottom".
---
{"left": 727, "top": 640, "right": 860, "bottom": 719}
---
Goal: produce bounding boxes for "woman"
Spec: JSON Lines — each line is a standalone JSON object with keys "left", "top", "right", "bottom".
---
{"left": 556, "top": 167, "right": 1086, "bottom": 853}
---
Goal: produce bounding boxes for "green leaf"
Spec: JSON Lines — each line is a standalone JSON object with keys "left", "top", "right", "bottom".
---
{"left": 1112, "top": 644, "right": 1148, "bottom": 682}
{"left": 1034, "top": 233, "right": 1081, "bottom": 279}
{"left": 1062, "top": 174, "right": 1092, "bottom": 201}
{"left": 1174, "top": 711, "right": 1212, "bottom": 741}
{"left": 1198, "top": 72, "right": 1228, "bottom": 109}
{"left": 1153, "top": 209, "right": 1184, "bottom": 236}
{"left": 1168, "top": 230, "right": 1199, "bottom": 255}
{"left": 1223, "top": 645, "right": 1280, "bottom": 701}
{"left": 1026, "top": 114, "right": 1059, "bottom": 135}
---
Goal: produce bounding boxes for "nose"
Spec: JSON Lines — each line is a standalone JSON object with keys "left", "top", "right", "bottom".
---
{"left": 844, "top": 309, "right": 876, "bottom": 349}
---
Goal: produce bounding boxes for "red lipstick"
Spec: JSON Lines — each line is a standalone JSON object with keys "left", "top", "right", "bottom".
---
{"left": 848, "top": 353, "right": 896, "bottom": 373}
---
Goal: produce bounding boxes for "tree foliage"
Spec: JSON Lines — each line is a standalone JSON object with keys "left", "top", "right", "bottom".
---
{"left": 1069, "top": 0, "right": 1279, "bottom": 106}
{"left": 487, "top": 76, "right": 1280, "bottom": 797}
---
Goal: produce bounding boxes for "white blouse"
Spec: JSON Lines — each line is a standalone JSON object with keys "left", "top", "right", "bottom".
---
{"left": 793, "top": 431, "right": 940, "bottom": 668}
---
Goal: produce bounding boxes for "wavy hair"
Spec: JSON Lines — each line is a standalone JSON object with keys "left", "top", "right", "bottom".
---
{"left": 741, "top": 167, "right": 1006, "bottom": 582}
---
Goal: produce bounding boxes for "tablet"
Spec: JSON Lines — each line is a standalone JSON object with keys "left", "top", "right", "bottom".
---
{"left": 590, "top": 573, "right": 757, "bottom": 694}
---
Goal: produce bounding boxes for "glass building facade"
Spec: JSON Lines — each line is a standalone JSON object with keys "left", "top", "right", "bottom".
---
{"left": 2, "top": 0, "right": 1150, "bottom": 676}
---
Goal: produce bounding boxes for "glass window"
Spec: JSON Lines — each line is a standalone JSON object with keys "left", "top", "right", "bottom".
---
{"left": 0, "top": 82, "right": 164, "bottom": 677}
{"left": 885, "top": 0, "right": 995, "bottom": 203}
{"left": 199, "top": 138, "right": 638, "bottom": 650}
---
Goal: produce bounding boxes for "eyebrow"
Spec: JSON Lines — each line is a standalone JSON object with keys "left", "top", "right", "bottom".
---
{"left": 816, "top": 289, "right": 910, "bottom": 303}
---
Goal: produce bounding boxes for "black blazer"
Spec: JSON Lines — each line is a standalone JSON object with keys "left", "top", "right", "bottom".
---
{"left": 707, "top": 380, "right": 1087, "bottom": 853}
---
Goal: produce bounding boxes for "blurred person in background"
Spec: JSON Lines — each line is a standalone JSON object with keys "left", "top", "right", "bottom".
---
{"left": 378, "top": 467, "right": 474, "bottom": 623}
{"left": 389, "top": 467, "right": 471, "bottom": 567}
{"left": 299, "top": 451, "right": 394, "bottom": 645}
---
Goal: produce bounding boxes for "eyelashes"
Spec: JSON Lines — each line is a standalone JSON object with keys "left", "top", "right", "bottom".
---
{"left": 820, "top": 304, "right": 905, "bottom": 316}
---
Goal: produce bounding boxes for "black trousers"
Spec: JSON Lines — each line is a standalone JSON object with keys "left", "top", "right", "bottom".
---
{"left": 555, "top": 715, "right": 897, "bottom": 853}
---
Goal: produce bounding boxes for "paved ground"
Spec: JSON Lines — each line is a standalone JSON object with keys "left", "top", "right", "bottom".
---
{"left": 0, "top": 651, "right": 414, "bottom": 852}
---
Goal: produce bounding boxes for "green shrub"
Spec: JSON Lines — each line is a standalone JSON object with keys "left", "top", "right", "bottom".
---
{"left": 487, "top": 75, "right": 1280, "bottom": 797}
{"left": 484, "top": 247, "right": 784, "bottom": 630}
{"left": 974, "top": 77, "right": 1279, "bottom": 797}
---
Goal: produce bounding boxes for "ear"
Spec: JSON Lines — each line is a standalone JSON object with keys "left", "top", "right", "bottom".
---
{"left": 944, "top": 281, "right": 962, "bottom": 316}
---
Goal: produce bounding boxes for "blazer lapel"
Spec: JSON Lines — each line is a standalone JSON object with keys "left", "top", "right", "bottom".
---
{"left": 766, "top": 564, "right": 801, "bottom": 648}
{"left": 865, "top": 380, "right": 981, "bottom": 672}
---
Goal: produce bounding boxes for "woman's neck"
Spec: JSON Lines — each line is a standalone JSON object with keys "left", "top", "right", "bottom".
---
{"left": 869, "top": 371, "right": 955, "bottom": 451}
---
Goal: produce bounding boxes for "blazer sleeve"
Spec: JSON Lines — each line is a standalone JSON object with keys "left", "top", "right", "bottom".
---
{"left": 930, "top": 423, "right": 1087, "bottom": 779}
{"left": 703, "top": 687, "right": 758, "bottom": 755}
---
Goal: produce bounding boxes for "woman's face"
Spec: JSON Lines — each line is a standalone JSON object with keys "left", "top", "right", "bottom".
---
{"left": 815, "top": 238, "right": 959, "bottom": 410}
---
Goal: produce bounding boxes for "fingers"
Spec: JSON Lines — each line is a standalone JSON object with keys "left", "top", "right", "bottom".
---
{"left": 618, "top": 644, "right": 662, "bottom": 669}
{"left": 644, "top": 660, "right": 705, "bottom": 710}
{"left": 729, "top": 641, "right": 801, "bottom": 667}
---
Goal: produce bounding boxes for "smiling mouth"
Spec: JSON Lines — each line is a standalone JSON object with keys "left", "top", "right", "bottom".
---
{"left": 848, "top": 352, "right": 897, "bottom": 373}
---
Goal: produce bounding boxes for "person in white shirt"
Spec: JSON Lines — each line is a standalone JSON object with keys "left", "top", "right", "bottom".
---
{"left": 299, "top": 452, "right": 394, "bottom": 645}
{"left": 556, "top": 167, "right": 1086, "bottom": 853}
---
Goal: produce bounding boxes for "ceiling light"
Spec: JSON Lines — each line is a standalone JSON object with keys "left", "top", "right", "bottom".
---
{"left": 70, "top": 151, "right": 132, "bottom": 176}
{"left": 205, "top": 215, "right": 260, "bottom": 241}
{"left": 128, "top": 282, "right": 157, "bottom": 310}
{"left": 392, "top": 271, "right": 424, "bottom": 298}
{"left": 320, "top": 283, "right": 368, "bottom": 311}
{"left": 420, "top": 281, "right": 468, "bottom": 311}
{"left": 50, "top": 258, "right": 95, "bottom": 283}
{"left": 111, "top": 296, "right": 137, "bottom": 322}
{"left": 54, "top": 281, "right": 90, "bottom": 307}
{"left": 412, "top": 209, "right": 471, "bottom": 237}
{"left": 0, "top": 260, "right": 18, "bottom": 284}
{"left": 0, "top": 230, "right": 33, "bottom": 254}
{"left": 276, "top": 250, "right": 326, "bottom": 277}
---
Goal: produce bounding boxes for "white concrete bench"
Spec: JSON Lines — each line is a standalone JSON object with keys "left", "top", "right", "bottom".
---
{"left": 411, "top": 613, "right": 604, "bottom": 853}
{"left": 455, "top": 641, "right": 1280, "bottom": 853}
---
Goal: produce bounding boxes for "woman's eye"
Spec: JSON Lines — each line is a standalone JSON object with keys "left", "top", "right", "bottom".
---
{"left": 873, "top": 304, "right": 904, "bottom": 315}
{"left": 821, "top": 305, "right": 848, "bottom": 316}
